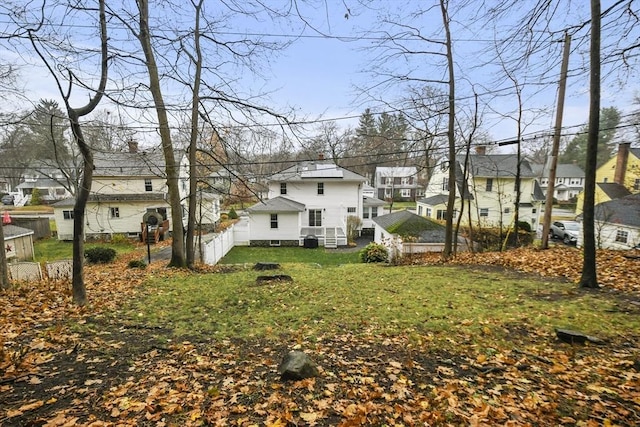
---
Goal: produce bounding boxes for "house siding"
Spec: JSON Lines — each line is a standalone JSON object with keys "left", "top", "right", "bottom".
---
{"left": 248, "top": 211, "right": 300, "bottom": 244}
{"left": 268, "top": 180, "right": 361, "bottom": 229}
{"left": 420, "top": 157, "right": 542, "bottom": 229}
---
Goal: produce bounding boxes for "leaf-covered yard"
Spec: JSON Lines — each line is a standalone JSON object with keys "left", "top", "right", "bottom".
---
{"left": 1, "top": 245, "right": 639, "bottom": 426}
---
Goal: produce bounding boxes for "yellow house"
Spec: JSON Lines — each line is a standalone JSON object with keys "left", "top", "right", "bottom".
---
{"left": 576, "top": 143, "right": 640, "bottom": 214}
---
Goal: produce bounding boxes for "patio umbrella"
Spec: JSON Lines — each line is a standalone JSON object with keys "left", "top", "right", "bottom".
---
{"left": 2, "top": 210, "right": 11, "bottom": 225}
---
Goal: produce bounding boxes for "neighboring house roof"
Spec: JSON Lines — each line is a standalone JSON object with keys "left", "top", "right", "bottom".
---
{"left": 532, "top": 180, "right": 546, "bottom": 201}
{"left": 555, "top": 163, "right": 586, "bottom": 178}
{"left": 93, "top": 150, "right": 176, "bottom": 177}
{"left": 417, "top": 194, "right": 450, "bottom": 205}
{"left": 458, "top": 154, "right": 538, "bottom": 178}
{"left": 363, "top": 196, "right": 385, "bottom": 207}
{"left": 52, "top": 193, "right": 168, "bottom": 207}
{"left": 593, "top": 193, "right": 640, "bottom": 228}
{"left": 270, "top": 161, "right": 366, "bottom": 182}
{"left": 376, "top": 167, "right": 417, "bottom": 177}
{"left": 3, "top": 224, "right": 34, "bottom": 238}
{"left": 598, "top": 183, "right": 632, "bottom": 200}
{"left": 246, "top": 196, "right": 305, "bottom": 213}
{"left": 373, "top": 210, "right": 449, "bottom": 243}
{"left": 16, "top": 178, "right": 66, "bottom": 189}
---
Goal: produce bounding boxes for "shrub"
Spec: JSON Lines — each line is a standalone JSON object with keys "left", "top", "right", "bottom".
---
{"left": 111, "top": 233, "right": 129, "bottom": 245}
{"left": 517, "top": 221, "right": 532, "bottom": 232}
{"left": 128, "top": 259, "right": 147, "bottom": 269}
{"left": 220, "top": 213, "right": 229, "bottom": 221}
{"left": 228, "top": 208, "right": 239, "bottom": 219}
{"left": 85, "top": 247, "right": 117, "bottom": 264}
{"left": 359, "top": 242, "right": 388, "bottom": 263}
{"left": 30, "top": 188, "right": 42, "bottom": 205}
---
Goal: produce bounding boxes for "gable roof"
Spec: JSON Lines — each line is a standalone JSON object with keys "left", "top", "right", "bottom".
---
{"left": 363, "top": 196, "right": 386, "bottom": 207}
{"left": 52, "top": 193, "right": 168, "bottom": 208}
{"left": 417, "top": 194, "right": 451, "bottom": 205}
{"left": 555, "top": 163, "right": 585, "bottom": 178}
{"left": 93, "top": 149, "right": 181, "bottom": 178}
{"left": 246, "top": 196, "right": 305, "bottom": 213}
{"left": 3, "top": 224, "right": 34, "bottom": 239}
{"left": 373, "top": 210, "right": 450, "bottom": 243}
{"left": 375, "top": 167, "right": 418, "bottom": 177}
{"left": 270, "top": 161, "right": 366, "bottom": 182}
{"left": 457, "top": 154, "right": 538, "bottom": 178}
{"left": 598, "top": 182, "right": 632, "bottom": 199}
{"left": 593, "top": 193, "right": 640, "bottom": 228}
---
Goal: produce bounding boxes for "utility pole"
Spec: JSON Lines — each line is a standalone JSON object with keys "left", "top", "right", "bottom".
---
{"left": 541, "top": 32, "right": 571, "bottom": 249}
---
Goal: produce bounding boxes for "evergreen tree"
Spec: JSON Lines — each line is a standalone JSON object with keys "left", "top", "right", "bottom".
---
{"left": 560, "top": 107, "right": 621, "bottom": 168}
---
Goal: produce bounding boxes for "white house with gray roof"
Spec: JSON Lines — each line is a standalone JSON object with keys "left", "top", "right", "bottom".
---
{"left": 538, "top": 163, "right": 585, "bottom": 201}
{"left": 53, "top": 145, "right": 220, "bottom": 241}
{"left": 417, "top": 151, "right": 545, "bottom": 230}
{"left": 576, "top": 193, "right": 640, "bottom": 250}
{"left": 246, "top": 161, "right": 367, "bottom": 248}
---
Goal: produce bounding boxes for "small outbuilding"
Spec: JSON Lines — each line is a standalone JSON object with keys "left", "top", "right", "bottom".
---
{"left": 3, "top": 224, "right": 35, "bottom": 261}
{"left": 373, "top": 209, "right": 472, "bottom": 259}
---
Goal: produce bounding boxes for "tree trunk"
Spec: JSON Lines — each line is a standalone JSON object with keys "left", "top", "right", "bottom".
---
{"left": 70, "top": 111, "right": 91, "bottom": 306}
{"left": 186, "top": 0, "right": 204, "bottom": 268}
{"left": 136, "top": 0, "right": 186, "bottom": 268}
{"left": 579, "top": 0, "right": 600, "bottom": 289}
{"left": 441, "top": 0, "right": 456, "bottom": 260}
{"left": 0, "top": 220, "right": 10, "bottom": 290}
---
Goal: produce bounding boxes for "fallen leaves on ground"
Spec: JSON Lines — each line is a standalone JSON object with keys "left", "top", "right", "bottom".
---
{"left": 1, "top": 245, "right": 639, "bottom": 426}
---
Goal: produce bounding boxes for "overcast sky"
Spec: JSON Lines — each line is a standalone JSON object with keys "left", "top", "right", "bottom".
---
{"left": 2, "top": 0, "right": 639, "bottom": 149}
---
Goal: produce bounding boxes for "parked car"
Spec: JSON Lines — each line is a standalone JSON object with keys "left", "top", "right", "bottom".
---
{"left": 550, "top": 220, "right": 580, "bottom": 245}
{"left": 1, "top": 194, "right": 14, "bottom": 205}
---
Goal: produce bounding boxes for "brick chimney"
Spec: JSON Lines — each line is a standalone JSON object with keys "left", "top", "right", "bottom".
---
{"left": 475, "top": 145, "right": 486, "bottom": 155}
{"left": 127, "top": 139, "right": 139, "bottom": 153}
{"left": 614, "top": 142, "right": 631, "bottom": 185}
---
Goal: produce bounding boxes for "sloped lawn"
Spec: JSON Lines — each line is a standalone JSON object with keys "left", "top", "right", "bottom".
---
{"left": 1, "top": 245, "right": 639, "bottom": 426}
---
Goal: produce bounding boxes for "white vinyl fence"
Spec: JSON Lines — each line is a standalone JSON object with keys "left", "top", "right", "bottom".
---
{"left": 202, "top": 224, "right": 236, "bottom": 265}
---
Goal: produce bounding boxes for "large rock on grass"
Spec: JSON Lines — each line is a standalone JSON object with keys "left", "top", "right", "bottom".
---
{"left": 277, "top": 351, "right": 318, "bottom": 381}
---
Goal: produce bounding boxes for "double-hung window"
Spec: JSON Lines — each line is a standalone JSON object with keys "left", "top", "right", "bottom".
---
{"left": 615, "top": 229, "right": 629, "bottom": 243}
{"left": 270, "top": 214, "right": 278, "bottom": 229}
{"left": 144, "top": 179, "right": 153, "bottom": 192}
{"left": 317, "top": 182, "right": 324, "bottom": 195}
{"left": 486, "top": 178, "right": 493, "bottom": 192}
{"left": 280, "top": 183, "right": 287, "bottom": 195}
{"left": 110, "top": 207, "right": 120, "bottom": 218}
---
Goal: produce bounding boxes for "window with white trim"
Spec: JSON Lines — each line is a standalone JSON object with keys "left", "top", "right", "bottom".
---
{"left": 436, "top": 210, "right": 446, "bottom": 220}
{"left": 347, "top": 207, "right": 356, "bottom": 213}
{"left": 615, "top": 229, "right": 629, "bottom": 243}
{"left": 280, "top": 183, "right": 287, "bottom": 195}
{"left": 371, "top": 207, "right": 378, "bottom": 218}
{"left": 110, "top": 207, "right": 120, "bottom": 218}
{"left": 426, "top": 207, "right": 432, "bottom": 217}
{"left": 309, "top": 209, "right": 322, "bottom": 226}
{"left": 317, "top": 182, "right": 324, "bottom": 195}
{"left": 480, "top": 208, "right": 489, "bottom": 217}
{"left": 400, "top": 189, "right": 411, "bottom": 198}
{"left": 144, "top": 179, "right": 153, "bottom": 192}
{"left": 63, "top": 210, "right": 73, "bottom": 220}
{"left": 270, "top": 214, "right": 278, "bottom": 229}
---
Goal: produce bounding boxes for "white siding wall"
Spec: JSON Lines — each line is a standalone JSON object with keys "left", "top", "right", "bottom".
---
{"left": 248, "top": 212, "right": 300, "bottom": 242}
{"left": 92, "top": 177, "right": 167, "bottom": 195}
{"left": 579, "top": 222, "right": 640, "bottom": 250}
{"left": 269, "top": 180, "right": 362, "bottom": 228}
{"left": 55, "top": 201, "right": 173, "bottom": 240}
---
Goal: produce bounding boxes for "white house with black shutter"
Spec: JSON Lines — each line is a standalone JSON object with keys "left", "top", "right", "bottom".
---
{"left": 246, "top": 161, "right": 367, "bottom": 248}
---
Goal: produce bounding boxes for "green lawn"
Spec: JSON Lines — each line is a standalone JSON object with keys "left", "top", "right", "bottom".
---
{"left": 219, "top": 246, "right": 361, "bottom": 265}
{"left": 122, "top": 262, "right": 633, "bottom": 345}
{"left": 34, "top": 238, "right": 138, "bottom": 262}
